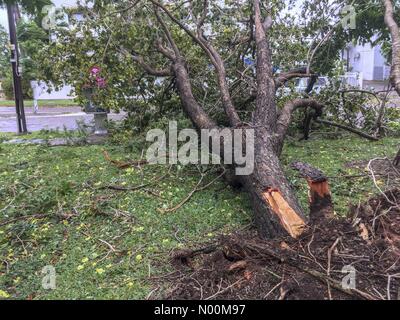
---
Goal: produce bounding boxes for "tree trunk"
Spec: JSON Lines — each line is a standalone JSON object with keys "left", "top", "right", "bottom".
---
{"left": 241, "top": 130, "right": 307, "bottom": 238}
{"left": 383, "top": 0, "right": 400, "bottom": 96}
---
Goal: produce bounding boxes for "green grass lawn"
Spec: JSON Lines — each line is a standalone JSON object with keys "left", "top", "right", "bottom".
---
{"left": 0, "top": 100, "right": 78, "bottom": 108}
{"left": 0, "top": 131, "right": 398, "bottom": 299}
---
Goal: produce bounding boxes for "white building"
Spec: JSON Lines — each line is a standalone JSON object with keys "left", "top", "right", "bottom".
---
{"left": 342, "top": 38, "right": 391, "bottom": 81}
{"left": 31, "top": 81, "right": 74, "bottom": 100}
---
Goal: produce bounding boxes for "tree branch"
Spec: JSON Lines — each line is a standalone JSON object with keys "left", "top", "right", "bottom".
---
{"left": 277, "top": 98, "right": 324, "bottom": 140}
{"left": 149, "top": 1, "right": 216, "bottom": 130}
{"left": 172, "top": 58, "right": 218, "bottom": 130}
{"left": 152, "top": 0, "right": 242, "bottom": 127}
{"left": 275, "top": 67, "right": 317, "bottom": 89}
{"left": 155, "top": 39, "right": 176, "bottom": 60}
{"left": 121, "top": 48, "right": 172, "bottom": 76}
{"left": 153, "top": 6, "right": 180, "bottom": 58}
{"left": 315, "top": 119, "right": 379, "bottom": 141}
{"left": 253, "top": 0, "right": 277, "bottom": 129}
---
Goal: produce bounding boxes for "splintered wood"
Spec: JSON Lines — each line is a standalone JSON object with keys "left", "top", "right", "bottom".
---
{"left": 262, "top": 188, "right": 306, "bottom": 238}
{"left": 291, "top": 161, "right": 334, "bottom": 221}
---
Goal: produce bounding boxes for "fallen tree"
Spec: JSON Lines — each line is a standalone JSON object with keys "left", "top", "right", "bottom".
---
{"left": 129, "top": 0, "right": 330, "bottom": 238}
{"left": 121, "top": 0, "right": 387, "bottom": 238}
{"left": 41, "top": 0, "right": 395, "bottom": 239}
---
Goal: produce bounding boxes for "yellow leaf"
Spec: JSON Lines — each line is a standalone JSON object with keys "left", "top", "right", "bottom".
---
{"left": 95, "top": 268, "right": 105, "bottom": 275}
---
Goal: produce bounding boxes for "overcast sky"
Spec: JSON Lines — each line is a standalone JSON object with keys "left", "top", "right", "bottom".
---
{"left": 0, "top": 0, "right": 304, "bottom": 31}
{"left": 0, "top": 0, "right": 78, "bottom": 31}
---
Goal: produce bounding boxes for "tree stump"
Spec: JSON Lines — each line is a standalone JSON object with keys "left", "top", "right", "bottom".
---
{"left": 291, "top": 162, "right": 334, "bottom": 222}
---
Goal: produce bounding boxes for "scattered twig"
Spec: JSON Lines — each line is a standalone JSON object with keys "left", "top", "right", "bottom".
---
{"left": 302, "top": 267, "right": 380, "bottom": 300}
{"left": 263, "top": 280, "right": 283, "bottom": 299}
{"left": 204, "top": 278, "right": 245, "bottom": 300}
{"left": 0, "top": 214, "right": 49, "bottom": 227}
{"left": 102, "top": 166, "right": 172, "bottom": 192}
{"left": 158, "top": 168, "right": 226, "bottom": 213}
{"left": 327, "top": 237, "right": 341, "bottom": 277}
{"left": 367, "top": 158, "right": 398, "bottom": 207}
{"left": 103, "top": 150, "right": 148, "bottom": 169}
{"left": 326, "top": 237, "right": 341, "bottom": 300}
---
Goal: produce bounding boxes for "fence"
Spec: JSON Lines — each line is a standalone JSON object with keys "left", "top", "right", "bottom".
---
{"left": 339, "top": 72, "right": 363, "bottom": 89}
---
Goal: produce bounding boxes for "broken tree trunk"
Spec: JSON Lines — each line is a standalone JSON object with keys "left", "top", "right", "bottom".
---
{"left": 241, "top": 131, "right": 307, "bottom": 239}
{"left": 291, "top": 161, "right": 334, "bottom": 223}
{"left": 172, "top": 54, "right": 309, "bottom": 239}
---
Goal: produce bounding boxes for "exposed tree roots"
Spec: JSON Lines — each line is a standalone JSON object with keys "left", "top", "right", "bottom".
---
{"left": 159, "top": 189, "right": 400, "bottom": 300}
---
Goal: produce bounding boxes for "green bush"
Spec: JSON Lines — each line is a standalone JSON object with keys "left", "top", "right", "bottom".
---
{"left": 2, "top": 75, "right": 33, "bottom": 100}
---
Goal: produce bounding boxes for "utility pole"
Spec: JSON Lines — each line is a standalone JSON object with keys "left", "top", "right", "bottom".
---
{"left": 7, "top": 3, "right": 27, "bottom": 134}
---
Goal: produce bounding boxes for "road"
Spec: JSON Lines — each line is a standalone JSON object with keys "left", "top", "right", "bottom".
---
{"left": 0, "top": 106, "right": 125, "bottom": 133}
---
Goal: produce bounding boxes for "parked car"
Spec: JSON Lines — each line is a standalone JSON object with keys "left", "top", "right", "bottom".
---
{"left": 277, "top": 76, "right": 330, "bottom": 97}
{"left": 277, "top": 72, "right": 363, "bottom": 97}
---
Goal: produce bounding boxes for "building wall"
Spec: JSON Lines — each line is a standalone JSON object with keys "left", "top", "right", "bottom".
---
{"left": 373, "top": 44, "right": 392, "bottom": 80}
{"left": 347, "top": 43, "right": 374, "bottom": 80}
{"left": 345, "top": 41, "right": 390, "bottom": 81}
{"left": 31, "top": 81, "right": 75, "bottom": 100}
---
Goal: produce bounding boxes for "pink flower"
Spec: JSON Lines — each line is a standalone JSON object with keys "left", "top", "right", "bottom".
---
{"left": 96, "top": 77, "right": 107, "bottom": 88}
{"left": 90, "top": 66, "right": 101, "bottom": 75}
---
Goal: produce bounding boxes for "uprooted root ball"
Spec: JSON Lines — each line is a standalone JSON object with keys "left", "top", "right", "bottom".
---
{"left": 161, "top": 189, "right": 400, "bottom": 300}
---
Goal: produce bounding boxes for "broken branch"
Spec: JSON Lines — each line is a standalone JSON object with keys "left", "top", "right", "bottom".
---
{"left": 291, "top": 161, "right": 335, "bottom": 222}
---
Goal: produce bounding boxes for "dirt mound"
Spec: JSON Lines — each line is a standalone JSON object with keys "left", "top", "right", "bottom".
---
{"left": 162, "top": 189, "right": 400, "bottom": 300}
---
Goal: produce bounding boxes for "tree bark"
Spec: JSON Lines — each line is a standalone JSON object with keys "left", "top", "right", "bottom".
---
{"left": 383, "top": 0, "right": 400, "bottom": 96}
{"left": 291, "top": 162, "right": 334, "bottom": 223}
{"left": 242, "top": 130, "right": 307, "bottom": 238}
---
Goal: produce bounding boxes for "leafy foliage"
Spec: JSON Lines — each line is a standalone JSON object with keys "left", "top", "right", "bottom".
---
{"left": 0, "top": 0, "right": 52, "bottom": 16}
{"left": 0, "top": 25, "right": 9, "bottom": 78}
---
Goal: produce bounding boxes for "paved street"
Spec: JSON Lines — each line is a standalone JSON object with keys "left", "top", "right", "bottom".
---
{"left": 0, "top": 106, "right": 125, "bottom": 132}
